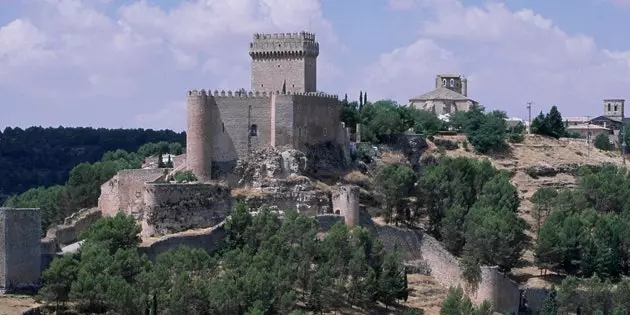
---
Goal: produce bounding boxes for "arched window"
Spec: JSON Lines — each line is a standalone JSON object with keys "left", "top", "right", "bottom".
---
{"left": 442, "top": 79, "right": 446, "bottom": 87}
{"left": 222, "top": 122, "right": 225, "bottom": 133}
{"left": 608, "top": 103, "right": 612, "bottom": 111}
{"left": 449, "top": 79, "right": 455, "bottom": 87}
{"left": 615, "top": 105, "right": 618, "bottom": 111}
{"left": 250, "top": 124, "right": 258, "bottom": 137}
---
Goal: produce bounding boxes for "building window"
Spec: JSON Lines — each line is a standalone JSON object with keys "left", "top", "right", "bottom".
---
{"left": 442, "top": 79, "right": 446, "bottom": 87}
{"left": 222, "top": 122, "right": 225, "bottom": 133}
{"left": 449, "top": 79, "right": 455, "bottom": 87}
{"left": 261, "top": 84, "right": 264, "bottom": 88}
{"left": 323, "top": 128, "right": 327, "bottom": 136}
{"left": 608, "top": 103, "right": 611, "bottom": 111}
{"left": 277, "top": 64, "right": 281, "bottom": 68}
{"left": 615, "top": 105, "right": 618, "bottom": 111}
{"left": 250, "top": 124, "right": 258, "bottom": 137}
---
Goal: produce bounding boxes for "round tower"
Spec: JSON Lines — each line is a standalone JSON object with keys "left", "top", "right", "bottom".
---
{"left": 186, "top": 89, "right": 213, "bottom": 182}
{"left": 332, "top": 185, "right": 360, "bottom": 228}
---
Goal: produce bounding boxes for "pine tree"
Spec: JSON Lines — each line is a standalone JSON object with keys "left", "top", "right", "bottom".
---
{"left": 547, "top": 106, "right": 565, "bottom": 138}
{"left": 344, "top": 93, "right": 348, "bottom": 103}
{"left": 363, "top": 92, "right": 367, "bottom": 105}
{"left": 157, "top": 153, "right": 165, "bottom": 168}
{"left": 541, "top": 286, "right": 558, "bottom": 315}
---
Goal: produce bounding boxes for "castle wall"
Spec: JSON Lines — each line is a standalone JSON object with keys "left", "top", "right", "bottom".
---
{"left": 293, "top": 94, "right": 340, "bottom": 151}
{"left": 0, "top": 208, "right": 41, "bottom": 291}
{"left": 43, "top": 207, "right": 102, "bottom": 247}
{"left": 139, "top": 225, "right": 227, "bottom": 262}
{"left": 98, "top": 169, "right": 166, "bottom": 218}
{"left": 374, "top": 224, "right": 520, "bottom": 313}
{"left": 141, "top": 183, "right": 232, "bottom": 237}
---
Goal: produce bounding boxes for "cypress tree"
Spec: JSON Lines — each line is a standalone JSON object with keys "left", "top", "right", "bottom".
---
{"left": 364, "top": 92, "right": 367, "bottom": 105}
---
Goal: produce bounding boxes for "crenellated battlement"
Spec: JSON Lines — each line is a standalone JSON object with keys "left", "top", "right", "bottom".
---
{"left": 249, "top": 31, "right": 319, "bottom": 58}
{"left": 186, "top": 89, "right": 338, "bottom": 99}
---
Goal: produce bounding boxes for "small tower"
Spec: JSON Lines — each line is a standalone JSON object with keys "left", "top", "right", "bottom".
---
{"left": 249, "top": 32, "right": 319, "bottom": 93}
{"left": 186, "top": 90, "right": 213, "bottom": 182}
{"left": 332, "top": 185, "right": 360, "bottom": 228}
{"left": 603, "top": 99, "right": 625, "bottom": 119}
{"left": 435, "top": 74, "right": 465, "bottom": 95}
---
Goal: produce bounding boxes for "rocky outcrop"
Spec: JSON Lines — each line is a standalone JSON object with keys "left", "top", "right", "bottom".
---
{"left": 234, "top": 176, "right": 332, "bottom": 216}
{"left": 235, "top": 147, "right": 309, "bottom": 187}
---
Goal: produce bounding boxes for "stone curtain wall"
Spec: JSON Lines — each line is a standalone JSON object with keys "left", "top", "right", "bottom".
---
{"left": 292, "top": 95, "right": 340, "bottom": 152}
{"left": 0, "top": 208, "right": 41, "bottom": 291}
{"left": 98, "top": 169, "right": 166, "bottom": 218}
{"left": 140, "top": 224, "right": 227, "bottom": 262}
{"left": 373, "top": 224, "right": 520, "bottom": 313}
{"left": 141, "top": 183, "right": 232, "bottom": 237}
{"left": 43, "top": 207, "right": 102, "bottom": 247}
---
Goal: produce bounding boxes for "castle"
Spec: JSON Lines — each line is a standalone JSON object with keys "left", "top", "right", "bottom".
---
{"left": 407, "top": 74, "right": 478, "bottom": 115}
{"left": 186, "top": 31, "right": 344, "bottom": 181}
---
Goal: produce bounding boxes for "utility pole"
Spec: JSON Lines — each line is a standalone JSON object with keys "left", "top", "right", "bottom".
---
{"left": 586, "top": 116, "right": 591, "bottom": 158}
{"left": 622, "top": 125, "right": 627, "bottom": 165}
{"left": 526, "top": 102, "right": 533, "bottom": 134}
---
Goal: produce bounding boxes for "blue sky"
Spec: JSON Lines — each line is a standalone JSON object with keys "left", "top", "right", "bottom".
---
{"left": 2, "top": 0, "right": 630, "bottom": 131}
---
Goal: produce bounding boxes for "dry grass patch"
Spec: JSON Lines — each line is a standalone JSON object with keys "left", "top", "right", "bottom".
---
{"left": 343, "top": 171, "right": 372, "bottom": 188}
{"left": 380, "top": 151, "right": 408, "bottom": 165}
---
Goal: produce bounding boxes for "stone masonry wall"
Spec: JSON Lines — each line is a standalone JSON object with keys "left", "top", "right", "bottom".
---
{"left": 331, "top": 185, "right": 359, "bottom": 227}
{"left": 142, "top": 183, "right": 232, "bottom": 237}
{"left": 249, "top": 32, "right": 318, "bottom": 93}
{"left": 0, "top": 208, "right": 41, "bottom": 291}
{"left": 140, "top": 224, "right": 227, "bottom": 262}
{"left": 43, "top": 207, "right": 101, "bottom": 247}
{"left": 293, "top": 94, "right": 340, "bottom": 152}
{"left": 98, "top": 168, "right": 166, "bottom": 218}
{"left": 374, "top": 224, "right": 520, "bottom": 313}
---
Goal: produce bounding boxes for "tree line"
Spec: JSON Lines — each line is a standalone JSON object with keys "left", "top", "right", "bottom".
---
{"left": 3, "top": 141, "right": 183, "bottom": 233}
{"left": 0, "top": 126, "right": 185, "bottom": 202}
{"left": 534, "top": 165, "right": 630, "bottom": 280}
{"left": 341, "top": 98, "right": 526, "bottom": 154}
{"left": 373, "top": 156, "right": 527, "bottom": 277}
{"left": 38, "top": 203, "right": 412, "bottom": 315}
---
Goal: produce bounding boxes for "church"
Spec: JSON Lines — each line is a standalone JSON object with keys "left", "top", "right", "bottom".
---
{"left": 407, "top": 74, "right": 478, "bottom": 115}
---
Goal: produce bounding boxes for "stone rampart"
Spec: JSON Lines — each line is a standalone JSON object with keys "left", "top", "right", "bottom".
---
{"left": 140, "top": 224, "right": 226, "bottom": 262}
{"left": 43, "top": 207, "right": 101, "bottom": 247}
{"left": 142, "top": 182, "right": 232, "bottom": 237}
{"left": 0, "top": 208, "right": 41, "bottom": 291}
{"left": 373, "top": 224, "right": 520, "bottom": 313}
{"left": 98, "top": 169, "right": 166, "bottom": 218}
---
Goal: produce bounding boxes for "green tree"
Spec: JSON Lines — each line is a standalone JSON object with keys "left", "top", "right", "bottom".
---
{"left": 542, "top": 286, "right": 559, "bottom": 315}
{"left": 594, "top": 133, "right": 613, "bottom": 151}
{"left": 531, "top": 187, "right": 559, "bottom": 232}
{"left": 38, "top": 254, "right": 80, "bottom": 312}
{"left": 374, "top": 164, "right": 417, "bottom": 224}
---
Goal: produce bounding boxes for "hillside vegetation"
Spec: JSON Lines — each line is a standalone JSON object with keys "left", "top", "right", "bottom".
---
{"left": 0, "top": 127, "right": 185, "bottom": 202}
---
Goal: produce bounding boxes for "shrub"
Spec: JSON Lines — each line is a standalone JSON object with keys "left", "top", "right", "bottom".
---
{"left": 173, "top": 170, "right": 198, "bottom": 183}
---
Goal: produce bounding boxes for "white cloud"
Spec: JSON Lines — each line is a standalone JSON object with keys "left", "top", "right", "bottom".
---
{"left": 367, "top": 0, "right": 630, "bottom": 118}
{"left": 0, "top": 0, "right": 339, "bottom": 129}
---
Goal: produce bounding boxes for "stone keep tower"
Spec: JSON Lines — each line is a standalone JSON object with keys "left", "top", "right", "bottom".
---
{"left": 604, "top": 99, "right": 625, "bottom": 118}
{"left": 435, "top": 74, "right": 468, "bottom": 97}
{"left": 186, "top": 90, "right": 213, "bottom": 182}
{"left": 249, "top": 32, "right": 319, "bottom": 93}
{"left": 0, "top": 208, "right": 41, "bottom": 291}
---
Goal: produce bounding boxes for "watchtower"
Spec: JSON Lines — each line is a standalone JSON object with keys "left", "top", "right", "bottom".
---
{"left": 249, "top": 31, "right": 319, "bottom": 93}
{"left": 604, "top": 99, "right": 625, "bottom": 119}
{"left": 435, "top": 74, "right": 467, "bottom": 97}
